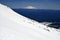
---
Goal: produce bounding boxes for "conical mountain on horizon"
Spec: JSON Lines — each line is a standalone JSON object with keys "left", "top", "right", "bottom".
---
{"left": 0, "top": 4, "right": 60, "bottom": 40}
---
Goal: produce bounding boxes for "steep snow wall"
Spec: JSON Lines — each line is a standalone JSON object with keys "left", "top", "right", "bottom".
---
{"left": 0, "top": 4, "right": 60, "bottom": 40}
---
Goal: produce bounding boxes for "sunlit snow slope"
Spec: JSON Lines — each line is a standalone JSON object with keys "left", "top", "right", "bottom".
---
{"left": 0, "top": 4, "right": 60, "bottom": 40}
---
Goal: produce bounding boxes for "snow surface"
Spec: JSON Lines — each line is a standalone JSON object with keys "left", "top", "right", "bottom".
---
{"left": 0, "top": 4, "right": 60, "bottom": 40}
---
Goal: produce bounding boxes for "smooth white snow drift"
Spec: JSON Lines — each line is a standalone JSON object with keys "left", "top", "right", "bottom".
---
{"left": 0, "top": 4, "right": 60, "bottom": 40}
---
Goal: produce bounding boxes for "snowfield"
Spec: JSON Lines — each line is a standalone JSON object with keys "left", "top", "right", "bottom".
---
{"left": 0, "top": 4, "right": 60, "bottom": 40}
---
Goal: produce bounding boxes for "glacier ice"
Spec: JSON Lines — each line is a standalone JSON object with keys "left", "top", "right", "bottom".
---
{"left": 0, "top": 4, "right": 60, "bottom": 40}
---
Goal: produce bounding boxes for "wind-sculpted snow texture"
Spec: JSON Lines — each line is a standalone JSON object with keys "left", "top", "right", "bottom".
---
{"left": 0, "top": 4, "right": 60, "bottom": 40}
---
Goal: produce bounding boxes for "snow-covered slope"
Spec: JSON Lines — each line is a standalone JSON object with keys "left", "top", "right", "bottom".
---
{"left": 0, "top": 4, "right": 60, "bottom": 40}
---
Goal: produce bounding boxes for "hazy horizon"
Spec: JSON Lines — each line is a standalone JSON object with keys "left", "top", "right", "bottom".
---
{"left": 0, "top": 0, "right": 60, "bottom": 10}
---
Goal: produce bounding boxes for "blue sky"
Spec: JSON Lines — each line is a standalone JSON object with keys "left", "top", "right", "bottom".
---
{"left": 0, "top": 0, "right": 60, "bottom": 10}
